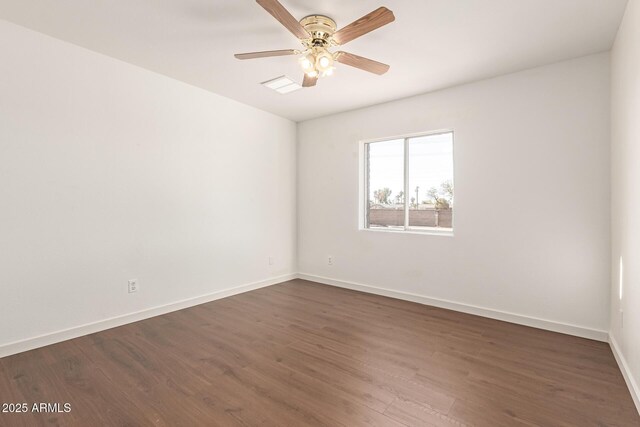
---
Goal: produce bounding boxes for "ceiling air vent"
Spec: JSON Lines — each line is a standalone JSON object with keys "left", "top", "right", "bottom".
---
{"left": 261, "top": 76, "right": 302, "bottom": 94}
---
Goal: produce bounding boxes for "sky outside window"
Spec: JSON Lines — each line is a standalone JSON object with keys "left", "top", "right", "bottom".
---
{"left": 368, "top": 133, "right": 453, "bottom": 206}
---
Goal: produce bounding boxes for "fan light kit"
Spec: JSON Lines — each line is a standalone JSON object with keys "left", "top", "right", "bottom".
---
{"left": 299, "top": 49, "right": 334, "bottom": 78}
{"left": 235, "top": 0, "right": 395, "bottom": 87}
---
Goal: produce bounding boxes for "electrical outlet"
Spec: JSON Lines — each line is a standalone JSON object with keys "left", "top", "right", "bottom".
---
{"left": 269, "top": 256, "right": 274, "bottom": 266}
{"left": 128, "top": 279, "right": 138, "bottom": 293}
{"left": 328, "top": 256, "right": 333, "bottom": 265}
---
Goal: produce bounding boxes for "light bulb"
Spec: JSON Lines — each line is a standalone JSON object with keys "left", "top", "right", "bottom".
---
{"left": 300, "top": 56, "right": 313, "bottom": 71}
{"left": 323, "top": 67, "right": 334, "bottom": 77}
{"left": 319, "top": 56, "right": 330, "bottom": 68}
{"left": 307, "top": 70, "right": 318, "bottom": 78}
{"left": 315, "top": 52, "right": 334, "bottom": 72}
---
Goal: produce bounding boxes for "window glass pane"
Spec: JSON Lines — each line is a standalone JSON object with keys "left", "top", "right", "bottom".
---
{"left": 367, "top": 139, "right": 404, "bottom": 230}
{"left": 407, "top": 132, "right": 454, "bottom": 230}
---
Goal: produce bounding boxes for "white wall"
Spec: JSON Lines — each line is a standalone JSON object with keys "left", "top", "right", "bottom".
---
{"left": 0, "top": 20, "right": 296, "bottom": 352}
{"left": 610, "top": 0, "right": 640, "bottom": 411}
{"left": 298, "top": 53, "right": 611, "bottom": 338}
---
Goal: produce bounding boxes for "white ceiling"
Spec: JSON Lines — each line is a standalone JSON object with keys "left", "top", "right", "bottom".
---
{"left": 0, "top": 0, "right": 628, "bottom": 121}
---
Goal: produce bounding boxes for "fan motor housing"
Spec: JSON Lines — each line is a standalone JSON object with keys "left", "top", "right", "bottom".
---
{"left": 300, "top": 15, "right": 337, "bottom": 46}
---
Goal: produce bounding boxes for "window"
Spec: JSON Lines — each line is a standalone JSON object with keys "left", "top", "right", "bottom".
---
{"left": 362, "top": 131, "right": 454, "bottom": 234}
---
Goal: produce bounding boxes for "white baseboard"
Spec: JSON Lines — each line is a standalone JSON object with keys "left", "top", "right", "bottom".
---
{"left": 0, "top": 272, "right": 612, "bottom": 359}
{"left": 609, "top": 335, "right": 640, "bottom": 414}
{"left": 0, "top": 273, "right": 297, "bottom": 358}
{"left": 297, "top": 273, "right": 609, "bottom": 342}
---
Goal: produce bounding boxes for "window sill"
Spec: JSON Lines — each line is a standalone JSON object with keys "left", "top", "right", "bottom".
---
{"left": 359, "top": 227, "right": 454, "bottom": 237}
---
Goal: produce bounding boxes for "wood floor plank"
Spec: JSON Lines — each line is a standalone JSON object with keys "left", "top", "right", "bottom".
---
{"left": 0, "top": 279, "right": 638, "bottom": 426}
{"left": 384, "top": 397, "right": 470, "bottom": 427}
{"left": 251, "top": 340, "right": 397, "bottom": 413}
{"left": 239, "top": 357, "right": 406, "bottom": 427}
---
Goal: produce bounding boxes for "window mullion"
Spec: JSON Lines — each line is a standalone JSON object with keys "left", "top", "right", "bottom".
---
{"left": 365, "top": 143, "right": 370, "bottom": 228}
{"left": 403, "top": 138, "right": 410, "bottom": 230}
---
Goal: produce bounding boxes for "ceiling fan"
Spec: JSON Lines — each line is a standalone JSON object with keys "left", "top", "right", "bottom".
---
{"left": 235, "top": 0, "right": 395, "bottom": 87}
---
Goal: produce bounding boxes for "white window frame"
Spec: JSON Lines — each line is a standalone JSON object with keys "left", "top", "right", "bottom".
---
{"left": 359, "top": 130, "right": 455, "bottom": 236}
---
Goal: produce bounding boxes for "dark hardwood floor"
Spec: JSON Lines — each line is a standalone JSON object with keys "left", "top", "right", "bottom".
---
{"left": 0, "top": 279, "right": 638, "bottom": 426}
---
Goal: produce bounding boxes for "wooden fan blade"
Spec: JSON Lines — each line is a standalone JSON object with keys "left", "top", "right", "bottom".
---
{"left": 335, "top": 51, "right": 390, "bottom": 75}
{"left": 302, "top": 73, "right": 318, "bottom": 87}
{"left": 332, "top": 7, "right": 395, "bottom": 45}
{"left": 256, "top": 0, "right": 309, "bottom": 39}
{"left": 234, "top": 49, "right": 298, "bottom": 60}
